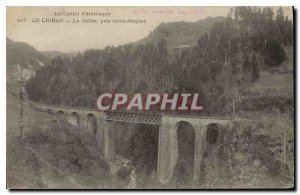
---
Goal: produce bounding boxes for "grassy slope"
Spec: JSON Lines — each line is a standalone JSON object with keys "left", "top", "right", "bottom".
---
{"left": 247, "top": 47, "right": 293, "bottom": 97}
{"left": 236, "top": 47, "right": 294, "bottom": 119}
{"left": 6, "top": 93, "right": 54, "bottom": 188}
{"left": 7, "top": 93, "right": 111, "bottom": 189}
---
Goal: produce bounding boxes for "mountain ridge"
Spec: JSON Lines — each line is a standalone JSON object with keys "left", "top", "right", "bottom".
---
{"left": 138, "top": 16, "right": 226, "bottom": 48}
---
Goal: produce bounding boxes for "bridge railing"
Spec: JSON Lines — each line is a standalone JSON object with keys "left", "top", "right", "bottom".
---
{"left": 105, "top": 111, "right": 162, "bottom": 125}
{"left": 27, "top": 100, "right": 98, "bottom": 111}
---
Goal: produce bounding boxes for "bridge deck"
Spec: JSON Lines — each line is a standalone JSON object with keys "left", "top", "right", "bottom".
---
{"left": 28, "top": 101, "right": 261, "bottom": 123}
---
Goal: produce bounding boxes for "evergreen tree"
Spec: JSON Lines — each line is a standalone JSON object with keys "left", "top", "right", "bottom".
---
{"left": 263, "top": 39, "right": 286, "bottom": 67}
{"left": 250, "top": 54, "right": 260, "bottom": 82}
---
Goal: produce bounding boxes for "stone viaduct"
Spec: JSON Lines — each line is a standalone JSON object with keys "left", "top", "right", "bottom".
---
{"left": 28, "top": 101, "right": 233, "bottom": 184}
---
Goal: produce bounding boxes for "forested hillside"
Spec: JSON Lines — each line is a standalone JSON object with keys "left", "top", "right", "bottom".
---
{"left": 6, "top": 38, "right": 50, "bottom": 95}
{"left": 138, "top": 16, "right": 225, "bottom": 48}
{"left": 7, "top": 38, "right": 49, "bottom": 68}
{"left": 26, "top": 7, "right": 293, "bottom": 117}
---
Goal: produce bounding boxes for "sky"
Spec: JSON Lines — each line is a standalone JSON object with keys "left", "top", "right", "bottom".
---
{"left": 7, "top": 6, "right": 293, "bottom": 53}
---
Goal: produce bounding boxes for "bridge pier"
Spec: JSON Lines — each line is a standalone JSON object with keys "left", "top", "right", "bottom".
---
{"left": 193, "top": 124, "right": 206, "bottom": 182}
{"left": 94, "top": 118, "right": 104, "bottom": 151}
{"left": 157, "top": 119, "right": 215, "bottom": 185}
{"left": 103, "top": 121, "right": 115, "bottom": 160}
{"left": 79, "top": 116, "right": 86, "bottom": 130}
{"left": 157, "top": 116, "right": 178, "bottom": 184}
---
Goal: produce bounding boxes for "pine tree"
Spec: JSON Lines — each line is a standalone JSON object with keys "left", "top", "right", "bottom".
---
{"left": 250, "top": 54, "right": 260, "bottom": 82}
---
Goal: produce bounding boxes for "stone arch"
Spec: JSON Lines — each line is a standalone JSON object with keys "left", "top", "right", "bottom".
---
{"left": 200, "top": 123, "right": 228, "bottom": 183}
{"left": 46, "top": 109, "right": 52, "bottom": 114}
{"left": 56, "top": 110, "right": 65, "bottom": 120}
{"left": 172, "top": 121, "right": 196, "bottom": 185}
{"left": 68, "top": 112, "right": 80, "bottom": 127}
{"left": 205, "top": 123, "right": 226, "bottom": 147}
{"left": 85, "top": 113, "right": 97, "bottom": 135}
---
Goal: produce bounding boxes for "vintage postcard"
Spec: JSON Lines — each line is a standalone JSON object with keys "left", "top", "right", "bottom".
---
{"left": 6, "top": 6, "right": 294, "bottom": 189}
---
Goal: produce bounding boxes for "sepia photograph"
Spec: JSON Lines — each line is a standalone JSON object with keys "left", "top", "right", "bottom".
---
{"left": 6, "top": 6, "right": 294, "bottom": 189}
